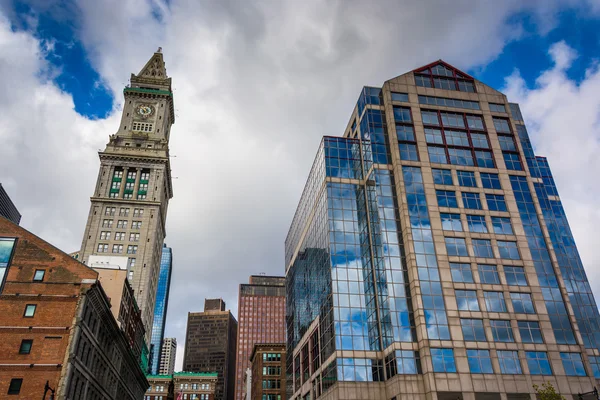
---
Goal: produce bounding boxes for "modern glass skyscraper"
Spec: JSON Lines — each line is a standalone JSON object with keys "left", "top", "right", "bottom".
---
{"left": 149, "top": 243, "right": 173, "bottom": 374}
{"left": 285, "top": 60, "right": 600, "bottom": 400}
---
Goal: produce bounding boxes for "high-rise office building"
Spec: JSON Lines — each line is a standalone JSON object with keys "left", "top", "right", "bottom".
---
{"left": 159, "top": 337, "right": 178, "bottom": 376}
{"left": 149, "top": 244, "right": 174, "bottom": 374}
{"left": 285, "top": 60, "right": 600, "bottom": 400}
{"left": 184, "top": 299, "right": 238, "bottom": 400}
{"left": 0, "top": 183, "right": 21, "bottom": 224}
{"left": 79, "top": 49, "right": 175, "bottom": 344}
{"left": 234, "top": 275, "right": 286, "bottom": 400}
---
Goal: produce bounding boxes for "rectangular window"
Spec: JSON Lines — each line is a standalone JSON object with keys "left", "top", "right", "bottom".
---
{"left": 474, "top": 150, "right": 495, "bottom": 168}
{"left": 497, "top": 350, "right": 522, "bottom": 374}
{"left": 503, "top": 152, "right": 523, "bottom": 171}
{"left": 393, "top": 107, "right": 412, "bottom": 123}
{"left": 119, "top": 207, "right": 129, "bottom": 216}
{"left": 97, "top": 244, "right": 108, "bottom": 253}
{"left": 445, "top": 130, "right": 470, "bottom": 147}
{"left": 428, "top": 146, "right": 448, "bottom": 164}
{"left": 104, "top": 207, "right": 116, "bottom": 216}
{"left": 431, "top": 348, "right": 456, "bottom": 373}
{"left": 484, "top": 291, "right": 507, "bottom": 312}
{"left": 33, "top": 269, "right": 45, "bottom": 282}
{"left": 493, "top": 117, "right": 511, "bottom": 133}
{"left": 510, "top": 292, "right": 535, "bottom": 314}
{"left": 421, "top": 111, "right": 440, "bottom": 125}
{"left": 457, "top": 170, "right": 476, "bottom": 187}
{"left": 24, "top": 304, "right": 36, "bottom": 317}
{"left": 490, "top": 319, "right": 514, "bottom": 342}
{"left": 112, "top": 244, "right": 123, "bottom": 254}
{"left": 588, "top": 356, "right": 600, "bottom": 378}
{"left": 8, "top": 378, "right": 22, "bottom": 395}
{"left": 418, "top": 95, "right": 480, "bottom": 110}
{"left": 100, "top": 231, "right": 109, "bottom": 240}
{"left": 440, "top": 213, "right": 462, "bottom": 231}
{"left": 473, "top": 239, "right": 494, "bottom": 258}
{"left": 526, "top": 352, "right": 552, "bottom": 375}
{"left": 117, "top": 220, "right": 127, "bottom": 228}
{"left": 467, "top": 215, "right": 488, "bottom": 233}
{"left": 448, "top": 148, "right": 474, "bottom": 166}
{"left": 132, "top": 121, "right": 154, "bottom": 132}
{"left": 480, "top": 173, "right": 501, "bottom": 189}
{"left": 489, "top": 103, "right": 506, "bottom": 113}
{"left": 399, "top": 143, "right": 419, "bottom": 161}
{"left": 396, "top": 125, "right": 415, "bottom": 141}
{"left": 128, "top": 258, "right": 136, "bottom": 268}
{"left": 440, "top": 112, "right": 465, "bottom": 128}
{"left": 470, "top": 133, "right": 489, "bottom": 149}
{"left": 415, "top": 74, "right": 433, "bottom": 88}
{"left": 450, "top": 263, "right": 473, "bottom": 283}
{"left": 425, "top": 127, "right": 444, "bottom": 144}
{"left": 462, "top": 192, "right": 482, "bottom": 210}
{"left": 133, "top": 208, "right": 144, "bottom": 217}
{"left": 504, "top": 266, "right": 527, "bottom": 286}
{"left": 467, "top": 349, "right": 493, "bottom": 374}
{"left": 491, "top": 217, "right": 513, "bottom": 235}
{"left": 132, "top": 221, "right": 142, "bottom": 229}
{"left": 561, "top": 353, "right": 586, "bottom": 376}
{"left": 391, "top": 92, "right": 409, "bottom": 102}
{"left": 486, "top": 194, "right": 507, "bottom": 211}
{"left": 432, "top": 169, "right": 453, "bottom": 185}
{"left": 498, "top": 136, "right": 517, "bottom": 151}
{"left": 518, "top": 321, "right": 543, "bottom": 343}
{"left": 456, "top": 290, "right": 479, "bottom": 311}
{"left": 114, "top": 232, "right": 125, "bottom": 240}
{"left": 102, "top": 219, "right": 113, "bottom": 228}
{"left": 436, "top": 190, "right": 458, "bottom": 208}
{"left": 127, "top": 245, "right": 138, "bottom": 254}
{"left": 129, "top": 233, "right": 140, "bottom": 242}
{"left": 498, "top": 241, "right": 520, "bottom": 260}
{"left": 394, "top": 350, "right": 421, "bottom": 374}
{"left": 19, "top": 339, "right": 33, "bottom": 354}
{"left": 461, "top": 319, "right": 486, "bottom": 341}
{"left": 478, "top": 264, "right": 500, "bottom": 284}
{"left": 445, "top": 237, "right": 468, "bottom": 256}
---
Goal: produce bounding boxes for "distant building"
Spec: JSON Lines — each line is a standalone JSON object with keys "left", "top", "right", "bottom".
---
{"left": 250, "top": 343, "right": 286, "bottom": 400}
{"left": 150, "top": 244, "right": 174, "bottom": 374}
{"left": 0, "top": 216, "right": 148, "bottom": 399}
{"left": 184, "top": 299, "right": 237, "bottom": 400}
{"left": 242, "top": 368, "right": 251, "bottom": 400}
{"left": 0, "top": 183, "right": 21, "bottom": 224}
{"left": 159, "top": 337, "right": 178, "bottom": 376}
{"left": 234, "top": 275, "right": 286, "bottom": 400}
{"left": 146, "top": 372, "right": 217, "bottom": 400}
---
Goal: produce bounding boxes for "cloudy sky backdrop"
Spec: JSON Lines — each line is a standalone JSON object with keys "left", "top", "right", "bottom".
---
{"left": 1, "top": 0, "right": 600, "bottom": 370}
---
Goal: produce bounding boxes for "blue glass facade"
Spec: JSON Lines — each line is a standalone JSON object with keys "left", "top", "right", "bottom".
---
{"left": 286, "top": 61, "right": 600, "bottom": 400}
{"left": 149, "top": 244, "right": 173, "bottom": 374}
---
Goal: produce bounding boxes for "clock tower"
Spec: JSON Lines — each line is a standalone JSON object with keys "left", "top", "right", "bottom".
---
{"left": 79, "top": 49, "right": 174, "bottom": 345}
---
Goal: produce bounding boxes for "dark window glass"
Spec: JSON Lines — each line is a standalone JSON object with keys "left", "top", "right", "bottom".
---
{"left": 493, "top": 118, "right": 511, "bottom": 133}
{"left": 467, "top": 349, "right": 493, "bottom": 373}
{"left": 448, "top": 148, "right": 474, "bottom": 166}
{"left": 458, "top": 80, "right": 475, "bottom": 92}
{"left": 421, "top": 111, "right": 439, "bottom": 125}
{"left": 415, "top": 74, "right": 433, "bottom": 88}
{"left": 478, "top": 264, "right": 500, "bottom": 284}
{"left": 445, "top": 130, "right": 470, "bottom": 147}
{"left": 498, "top": 136, "right": 516, "bottom": 151}
{"left": 511, "top": 292, "right": 535, "bottom": 314}
{"left": 490, "top": 320, "right": 514, "bottom": 342}
{"left": 498, "top": 241, "right": 520, "bottom": 260}
{"left": 497, "top": 350, "right": 522, "bottom": 374}
{"left": 486, "top": 194, "right": 507, "bottom": 211}
{"left": 518, "top": 321, "right": 543, "bottom": 343}
{"left": 445, "top": 237, "right": 468, "bottom": 256}
{"left": 457, "top": 171, "right": 476, "bottom": 187}
{"left": 503, "top": 152, "right": 523, "bottom": 171}
{"left": 431, "top": 348, "right": 456, "bottom": 372}
{"left": 428, "top": 146, "right": 448, "bottom": 164}
{"left": 19, "top": 339, "right": 32, "bottom": 354}
{"left": 8, "top": 379, "right": 22, "bottom": 395}
{"left": 462, "top": 192, "right": 482, "bottom": 210}
{"left": 560, "top": 353, "right": 586, "bottom": 376}
{"left": 432, "top": 169, "right": 453, "bottom": 185}
{"left": 440, "top": 112, "right": 465, "bottom": 128}
{"left": 467, "top": 215, "right": 488, "bottom": 233}
{"left": 425, "top": 127, "right": 444, "bottom": 144}
{"left": 491, "top": 217, "right": 513, "bottom": 234}
{"left": 440, "top": 213, "right": 462, "bottom": 232}
{"left": 473, "top": 239, "right": 494, "bottom": 258}
{"left": 466, "top": 115, "right": 484, "bottom": 130}
{"left": 450, "top": 263, "right": 473, "bottom": 283}
{"left": 396, "top": 125, "right": 415, "bottom": 141}
{"left": 489, "top": 103, "right": 506, "bottom": 113}
{"left": 475, "top": 150, "right": 495, "bottom": 168}
{"left": 526, "top": 351, "right": 552, "bottom": 375}
{"left": 399, "top": 143, "right": 419, "bottom": 161}
{"left": 484, "top": 292, "right": 507, "bottom": 312}
{"left": 461, "top": 319, "right": 486, "bottom": 341}
{"left": 470, "top": 133, "right": 489, "bottom": 149}
{"left": 391, "top": 92, "right": 409, "bottom": 102}
{"left": 436, "top": 190, "right": 458, "bottom": 208}
{"left": 480, "top": 173, "right": 501, "bottom": 189}
{"left": 434, "top": 77, "right": 457, "bottom": 91}
{"left": 394, "top": 107, "right": 412, "bottom": 123}
{"left": 588, "top": 356, "right": 600, "bottom": 378}
{"left": 504, "top": 266, "right": 527, "bottom": 286}
{"left": 456, "top": 290, "right": 479, "bottom": 311}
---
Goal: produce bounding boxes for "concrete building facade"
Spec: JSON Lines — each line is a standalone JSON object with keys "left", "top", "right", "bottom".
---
{"left": 285, "top": 61, "right": 600, "bottom": 400}
{"left": 160, "top": 337, "right": 178, "bottom": 376}
{"left": 250, "top": 343, "right": 287, "bottom": 400}
{"left": 234, "top": 275, "right": 286, "bottom": 400}
{"left": 79, "top": 49, "right": 175, "bottom": 344}
{"left": 184, "top": 299, "right": 237, "bottom": 400}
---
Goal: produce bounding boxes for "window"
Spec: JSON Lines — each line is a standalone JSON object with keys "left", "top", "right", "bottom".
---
{"left": 440, "top": 112, "right": 465, "bottom": 128}
{"left": 503, "top": 152, "right": 522, "bottom": 171}
{"left": 19, "top": 339, "right": 33, "bottom": 354}
{"left": 445, "top": 237, "right": 468, "bottom": 256}
{"left": 117, "top": 220, "right": 127, "bottom": 228}
{"left": 125, "top": 182, "right": 135, "bottom": 190}
{"left": 140, "top": 171, "right": 150, "bottom": 181}
{"left": 132, "top": 121, "right": 153, "bottom": 132}
{"left": 497, "top": 350, "right": 522, "bottom": 374}
{"left": 504, "top": 266, "right": 527, "bottom": 286}
{"left": 457, "top": 170, "right": 476, "bottom": 187}
{"left": 461, "top": 319, "right": 486, "bottom": 341}
{"left": 24, "top": 304, "right": 36, "bottom": 317}
{"left": 467, "top": 349, "right": 493, "bottom": 373}
{"left": 104, "top": 207, "right": 116, "bottom": 216}
{"left": 478, "top": 264, "right": 500, "bottom": 284}
{"left": 397, "top": 125, "right": 415, "bottom": 141}
{"left": 425, "top": 128, "right": 444, "bottom": 145}
{"left": 486, "top": 194, "right": 507, "bottom": 211}
{"left": 561, "top": 353, "right": 586, "bottom": 376}
{"left": 473, "top": 239, "right": 494, "bottom": 258}
{"left": 418, "top": 95, "right": 480, "bottom": 110}
{"left": 493, "top": 117, "right": 511, "bottom": 133}
{"left": 480, "top": 173, "right": 501, "bottom": 189}
{"left": 112, "top": 244, "right": 123, "bottom": 254}
{"left": 490, "top": 320, "right": 513, "bottom": 342}
{"left": 489, "top": 103, "right": 506, "bottom": 113}
{"left": 100, "top": 231, "right": 109, "bottom": 240}
{"left": 119, "top": 207, "right": 129, "bottom": 216}
{"left": 129, "top": 233, "right": 140, "bottom": 242}
{"left": 470, "top": 133, "right": 489, "bottom": 148}
{"left": 393, "top": 106, "right": 412, "bottom": 123}
{"left": 498, "top": 136, "right": 516, "bottom": 151}
{"left": 430, "top": 348, "right": 456, "bottom": 373}
{"left": 440, "top": 213, "right": 462, "bottom": 231}
{"left": 484, "top": 291, "right": 507, "bottom": 312}
{"left": 497, "top": 241, "right": 520, "bottom": 260}
{"left": 518, "top": 321, "right": 543, "bottom": 343}
{"left": 467, "top": 215, "right": 488, "bottom": 233}
{"left": 526, "top": 352, "right": 552, "bottom": 375}
{"left": 428, "top": 146, "right": 448, "bottom": 164}
{"left": 474, "top": 151, "right": 495, "bottom": 168}
{"left": 462, "top": 192, "right": 482, "bottom": 210}
{"left": 445, "top": 130, "right": 469, "bottom": 146}
{"left": 127, "top": 245, "right": 138, "bottom": 254}
{"left": 589, "top": 356, "right": 600, "bottom": 378}
{"left": 421, "top": 110, "right": 440, "bottom": 125}
{"left": 432, "top": 169, "right": 453, "bottom": 185}
{"left": 436, "top": 190, "right": 458, "bottom": 208}
{"left": 491, "top": 217, "right": 513, "bottom": 235}
{"left": 7, "top": 378, "right": 22, "bottom": 395}
{"left": 391, "top": 92, "right": 409, "bottom": 102}
{"left": 132, "top": 221, "right": 142, "bottom": 229}
{"left": 128, "top": 258, "right": 136, "bottom": 268}
{"left": 510, "top": 292, "right": 535, "bottom": 314}
{"left": 450, "top": 263, "right": 473, "bottom": 283}
{"left": 102, "top": 219, "right": 113, "bottom": 228}
{"left": 456, "top": 290, "right": 479, "bottom": 311}
{"left": 33, "top": 269, "right": 45, "bottom": 282}
{"left": 114, "top": 232, "right": 125, "bottom": 240}
{"left": 448, "top": 148, "right": 474, "bottom": 166}
{"left": 133, "top": 208, "right": 144, "bottom": 217}
{"left": 399, "top": 143, "right": 419, "bottom": 161}
{"left": 394, "top": 350, "right": 421, "bottom": 374}
{"left": 97, "top": 244, "right": 108, "bottom": 253}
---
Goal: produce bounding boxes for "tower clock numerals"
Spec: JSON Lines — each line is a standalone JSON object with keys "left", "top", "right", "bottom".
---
{"left": 136, "top": 104, "right": 155, "bottom": 118}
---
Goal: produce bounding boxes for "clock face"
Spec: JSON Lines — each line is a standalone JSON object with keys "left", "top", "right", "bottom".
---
{"left": 136, "top": 104, "right": 155, "bottom": 118}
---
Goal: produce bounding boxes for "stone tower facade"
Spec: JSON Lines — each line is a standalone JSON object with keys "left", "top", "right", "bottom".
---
{"left": 79, "top": 49, "right": 174, "bottom": 343}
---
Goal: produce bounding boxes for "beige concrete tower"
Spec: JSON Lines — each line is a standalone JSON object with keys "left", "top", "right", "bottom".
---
{"left": 79, "top": 49, "right": 174, "bottom": 344}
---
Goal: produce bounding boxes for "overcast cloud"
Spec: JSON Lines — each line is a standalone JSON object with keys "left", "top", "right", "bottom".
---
{"left": 0, "top": 0, "right": 599, "bottom": 370}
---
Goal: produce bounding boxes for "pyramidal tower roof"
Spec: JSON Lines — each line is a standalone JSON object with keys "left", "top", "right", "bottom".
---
{"left": 130, "top": 47, "right": 171, "bottom": 91}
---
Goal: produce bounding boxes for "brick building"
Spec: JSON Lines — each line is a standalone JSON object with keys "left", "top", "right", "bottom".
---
{"left": 145, "top": 374, "right": 174, "bottom": 400}
{"left": 145, "top": 372, "right": 218, "bottom": 400}
{"left": 250, "top": 343, "right": 286, "bottom": 400}
{"left": 0, "top": 216, "right": 148, "bottom": 398}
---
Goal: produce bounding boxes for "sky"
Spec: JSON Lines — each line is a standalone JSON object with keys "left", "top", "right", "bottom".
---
{"left": 0, "top": 0, "right": 600, "bottom": 371}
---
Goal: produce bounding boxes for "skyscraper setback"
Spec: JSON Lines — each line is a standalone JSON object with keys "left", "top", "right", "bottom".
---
{"left": 78, "top": 49, "right": 175, "bottom": 343}
{"left": 285, "top": 60, "right": 600, "bottom": 400}
{"left": 234, "top": 275, "right": 286, "bottom": 400}
{"left": 149, "top": 243, "right": 174, "bottom": 374}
